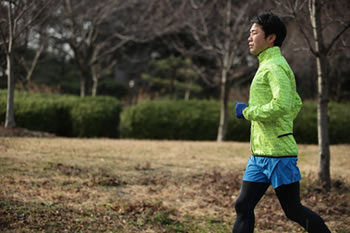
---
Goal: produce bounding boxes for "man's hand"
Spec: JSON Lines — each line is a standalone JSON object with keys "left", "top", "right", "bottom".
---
{"left": 235, "top": 102, "right": 248, "bottom": 119}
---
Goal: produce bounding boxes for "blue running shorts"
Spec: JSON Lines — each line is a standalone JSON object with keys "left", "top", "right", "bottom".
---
{"left": 243, "top": 155, "right": 302, "bottom": 189}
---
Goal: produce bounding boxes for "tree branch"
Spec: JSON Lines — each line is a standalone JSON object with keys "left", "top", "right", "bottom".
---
{"left": 326, "top": 22, "right": 350, "bottom": 54}
{"left": 13, "top": 1, "right": 54, "bottom": 43}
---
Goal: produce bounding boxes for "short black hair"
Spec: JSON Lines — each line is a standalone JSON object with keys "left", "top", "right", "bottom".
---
{"left": 251, "top": 12, "right": 287, "bottom": 47}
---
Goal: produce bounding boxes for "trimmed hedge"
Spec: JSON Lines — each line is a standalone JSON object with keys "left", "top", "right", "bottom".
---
{"left": 2, "top": 90, "right": 349, "bottom": 143}
{"left": 294, "top": 101, "right": 350, "bottom": 144}
{"left": 120, "top": 100, "right": 251, "bottom": 141}
{"left": 0, "top": 90, "right": 122, "bottom": 137}
{"left": 120, "top": 100, "right": 350, "bottom": 144}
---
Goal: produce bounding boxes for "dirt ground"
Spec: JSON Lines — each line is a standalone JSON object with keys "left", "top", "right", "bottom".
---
{"left": 0, "top": 126, "right": 55, "bottom": 138}
{"left": 0, "top": 128, "right": 350, "bottom": 233}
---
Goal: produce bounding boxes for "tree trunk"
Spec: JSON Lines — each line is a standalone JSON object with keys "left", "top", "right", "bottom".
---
{"left": 80, "top": 78, "right": 86, "bottom": 97}
{"left": 184, "top": 79, "right": 192, "bottom": 100}
{"left": 184, "top": 89, "right": 190, "bottom": 100}
{"left": 26, "top": 44, "right": 45, "bottom": 85}
{"left": 217, "top": 68, "right": 230, "bottom": 141}
{"left": 5, "top": 53, "right": 16, "bottom": 128}
{"left": 5, "top": 0, "right": 16, "bottom": 128}
{"left": 79, "top": 69, "right": 90, "bottom": 97}
{"left": 316, "top": 54, "right": 331, "bottom": 191}
{"left": 217, "top": 0, "right": 232, "bottom": 142}
{"left": 310, "top": 0, "right": 331, "bottom": 190}
{"left": 73, "top": 51, "right": 90, "bottom": 97}
{"left": 92, "top": 71, "right": 98, "bottom": 97}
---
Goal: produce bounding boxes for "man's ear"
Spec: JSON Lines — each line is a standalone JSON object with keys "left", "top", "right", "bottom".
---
{"left": 267, "top": 33, "right": 276, "bottom": 46}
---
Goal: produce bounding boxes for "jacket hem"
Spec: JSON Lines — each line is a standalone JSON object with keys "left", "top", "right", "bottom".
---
{"left": 252, "top": 154, "right": 297, "bottom": 158}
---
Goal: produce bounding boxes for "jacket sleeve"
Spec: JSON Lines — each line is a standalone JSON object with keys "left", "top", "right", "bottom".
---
{"left": 290, "top": 93, "right": 302, "bottom": 120}
{"left": 243, "top": 65, "right": 293, "bottom": 122}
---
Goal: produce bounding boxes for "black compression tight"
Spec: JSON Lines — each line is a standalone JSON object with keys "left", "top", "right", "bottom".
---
{"left": 232, "top": 181, "right": 331, "bottom": 233}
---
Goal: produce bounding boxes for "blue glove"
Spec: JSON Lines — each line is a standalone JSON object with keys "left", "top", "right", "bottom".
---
{"left": 235, "top": 102, "right": 248, "bottom": 119}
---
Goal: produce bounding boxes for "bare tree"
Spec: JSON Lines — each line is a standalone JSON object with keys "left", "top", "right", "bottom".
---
{"left": 51, "top": 0, "right": 113, "bottom": 97}
{"left": 171, "top": 0, "right": 261, "bottom": 141}
{"left": 0, "top": 0, "right": 54, "bottom": 128}
{"left": 91, "top": 57, "right": 116, "bottom": 97}
{"left": 275, "top": 0, "right": 350, "bottom": 190}
{"left": 52, "top": 0, "right": 188, "bottom": 97}
{"left": 17, "top": 22, "right": 49, "bottom": 90}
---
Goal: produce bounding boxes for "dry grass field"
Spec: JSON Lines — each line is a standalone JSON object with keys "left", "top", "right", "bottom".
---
{"left": 1, "top": 136, "right": 350, "bottom": 233}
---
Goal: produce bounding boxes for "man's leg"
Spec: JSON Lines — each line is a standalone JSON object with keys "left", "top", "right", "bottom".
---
{"left": 232, "top": 181, "right": 270, "bottom": 233}
{"left": 275, "top": 182, "right": 331, "bottom": 233}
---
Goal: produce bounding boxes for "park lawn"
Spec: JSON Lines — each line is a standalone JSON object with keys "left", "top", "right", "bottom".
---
{"left": 0, "top": 137, "right": 349, "bottom": 233}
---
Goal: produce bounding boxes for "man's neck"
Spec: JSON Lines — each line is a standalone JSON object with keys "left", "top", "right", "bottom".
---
{"left": 258, "top": 46, "right": 281, "bottom": 64}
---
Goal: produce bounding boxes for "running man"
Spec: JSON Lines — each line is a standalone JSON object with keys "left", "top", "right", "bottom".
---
{"left": 233, "top": 12, "right": 331, "bottom": 233}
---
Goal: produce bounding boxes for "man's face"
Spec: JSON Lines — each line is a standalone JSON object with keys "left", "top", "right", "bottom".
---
{"left": 248, "top": 23, "right": 273, "bottom": 56}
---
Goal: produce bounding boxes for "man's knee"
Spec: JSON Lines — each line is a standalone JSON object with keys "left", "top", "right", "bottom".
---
{"left": 283, "top": 205, "right": 303, "bottom": 222}
{"left": 235, "top": 197, "right": 249, "bottom": 216}
{"left": 284, "top": 209, "right": 300, "bottom": 222}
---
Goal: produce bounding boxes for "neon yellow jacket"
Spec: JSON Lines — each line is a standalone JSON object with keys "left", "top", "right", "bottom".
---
{"left": 243, "top": 46, "right": 302, "bottom": 157}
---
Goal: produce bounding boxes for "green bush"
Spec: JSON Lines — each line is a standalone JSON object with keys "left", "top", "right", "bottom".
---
{"left": 120, "top": 99, "right": 350, "bottom": 144}
{"left": 15, "top": 98, "right": 66, "bottom": 135}
{"left": 2, "top": 90, "right": 349, "bottom": 143}
{"left": 120, "top": 100, "right": 211, "bottom": 140}
{"left": 294, "top": 102, "right": 318, "bottom": 144}
{"left": 69, "top": 96, "right": 122, "bottom": 137}
{"left": 294, "top": 102, "right": 350, "bottom": 144}
{"left": 0, "top": 91, "right": 66, "bottom": 134}
{"left": 328, "top": 102, "right": 350, "bottom": 144}
{"left": 0, "top": 90, "right": 122, "bottom": 137}
{"left": 120, "top": 100, "right": 250, "bottom": 141}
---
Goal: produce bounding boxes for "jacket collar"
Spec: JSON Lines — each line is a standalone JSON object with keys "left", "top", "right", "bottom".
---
{"left": 258, "top": 46, "right": 281, "bottom": 65}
